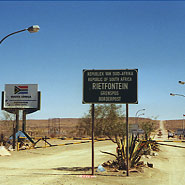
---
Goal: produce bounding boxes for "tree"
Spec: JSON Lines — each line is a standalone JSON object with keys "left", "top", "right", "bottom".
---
{"left": 77, "top": 104, "right": 125, "bottom": 139}
{"left": 1, "top": 110, "right": 15, "bottom": 119}
{"left": 101, "top": 104, "right": 126, "bottom": 141}
{"left": 140, "top": 120, "right": 156, "bottom": 140}
{"left": 0, "top": 111, "right": 16, "bottom": 139}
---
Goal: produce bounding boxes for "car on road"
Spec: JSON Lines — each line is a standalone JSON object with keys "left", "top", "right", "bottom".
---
{"left": 168, "top": 132, "right": 174, "bottom": 139}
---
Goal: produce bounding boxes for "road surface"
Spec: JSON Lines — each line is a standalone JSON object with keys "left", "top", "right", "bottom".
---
{"left": 152, "top": 120, "right": 185, "bottom": 185}
{"left": 0, "top": 127, "right": 184, "bottom": 185}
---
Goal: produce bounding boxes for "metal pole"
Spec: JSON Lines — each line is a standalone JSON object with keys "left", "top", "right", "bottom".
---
{"left": 22, "top": 110, "right": 26, "bottom": 132}
{"left": 15, "top": 110, "right": 19, "bottom": 133}
{"left": 13, "top": 124, "right": 16, "bottom": 150}
{"left": 48, "top": 119, "right": 50, "bottom": 136}
{"left": 0, "top": 29, "right": 27, "bottom": 44}
{"left": 59, "top": 118, "right": 61, "bottom": 136}
{"left": 126, "top": 103, "right": 129, "bottom": 176}
{"left": 91, "top": 104, "right": 95, "bottom": 175}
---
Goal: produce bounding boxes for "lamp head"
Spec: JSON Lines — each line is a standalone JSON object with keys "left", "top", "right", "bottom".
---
{"left": 179, "top": 81, "right": 185, "bottom": 85}
{"left": 27, "top": 25, "right": 40, "bottom": 33}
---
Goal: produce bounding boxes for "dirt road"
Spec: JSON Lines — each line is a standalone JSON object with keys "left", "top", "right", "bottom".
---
{"left": 0, "top": 141, "right": 118, "bottom": 185}
{"left": 152, "top": 120, "right": 185, "bottom": 185}
{"left": 0, "top": 130, "right": 185, "bottom": 185}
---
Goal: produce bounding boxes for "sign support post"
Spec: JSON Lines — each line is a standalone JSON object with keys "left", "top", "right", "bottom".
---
{"left": 22, "top": 110, "right": 26, "bottom": 132}
{"left": 15, "top": 110, "right": 19, "bottom": 133}
{"left": 83, "top": 69, "right": 138, "bottom": 177}
{"left": 91, "top": 104, "right": 95, "bottom": 175}
{"left": 126, "top": 103, "right": 129, "bottom": 176}
{"left": 13, "top": 124, "right": 16, "bottom": 150}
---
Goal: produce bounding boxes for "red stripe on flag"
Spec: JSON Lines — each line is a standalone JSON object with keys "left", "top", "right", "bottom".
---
{"left": 18, "top": 86, "right": 28, "bottom": 89}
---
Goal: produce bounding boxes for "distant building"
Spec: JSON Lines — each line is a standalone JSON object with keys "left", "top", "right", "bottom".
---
{"left": 174, "top": 129, "right": 185, "bottom": 136}
{"left": 129, "top": 124, "right": 144, "bottom": 135}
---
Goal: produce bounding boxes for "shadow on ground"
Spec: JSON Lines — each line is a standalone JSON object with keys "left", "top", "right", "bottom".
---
{"left": 53, "top": 167, "right": 126, "bottom": 177}
{"left": 53, "top": 167, "right": 92, "bottom": 172}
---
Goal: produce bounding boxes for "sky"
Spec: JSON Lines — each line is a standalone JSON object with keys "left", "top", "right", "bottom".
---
{"left": 1, "top": 1, "right": 185, "bottom": 120}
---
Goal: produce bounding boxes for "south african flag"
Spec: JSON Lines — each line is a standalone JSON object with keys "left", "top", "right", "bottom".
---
{"left": 14, "top": 86, "right": 28, "bottom": 94}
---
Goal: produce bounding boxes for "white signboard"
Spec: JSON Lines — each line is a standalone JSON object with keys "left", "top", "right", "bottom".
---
{"left": 4, "top": 84, "right": 38, "bottom": 109}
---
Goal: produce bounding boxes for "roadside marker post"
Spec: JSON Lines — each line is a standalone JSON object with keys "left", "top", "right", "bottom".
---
{"left": 83, "top": 69, "right": 138, "bottom": 176}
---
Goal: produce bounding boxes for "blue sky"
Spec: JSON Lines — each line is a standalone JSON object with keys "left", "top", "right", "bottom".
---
{"left": 1, "top": 1, "right": 185, "bottom": 120}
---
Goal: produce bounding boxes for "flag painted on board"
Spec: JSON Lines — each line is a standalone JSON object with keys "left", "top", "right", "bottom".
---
{"left": 14, "top": 86, "right": 28, "bottom": 94}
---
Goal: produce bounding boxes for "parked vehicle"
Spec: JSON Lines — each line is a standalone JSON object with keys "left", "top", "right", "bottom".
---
{"left": 168, "top": 132, "right": 174, "bottom": 139}
{"left": 157, "top": 130, "right": 162, "bottom": 136}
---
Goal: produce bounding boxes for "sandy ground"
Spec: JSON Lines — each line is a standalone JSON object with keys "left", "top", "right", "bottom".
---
{"left": 0, "top": 122, "right": 185, "bottom": 185}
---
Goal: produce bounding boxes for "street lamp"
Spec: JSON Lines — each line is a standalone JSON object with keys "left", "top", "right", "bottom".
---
{"left": 1, "top": 25, "right": 40, "bottom": 149}
{"left": 183, "top": 114, "right": 185, "bottom": 133}
{"left": 170, "top": 93, "right": 185, "bottom": 98}
{"left": 137, "top": 113, "right": 145, "bottom": 121}
{"left": 135, "top": 109, "right": 145, "bottom": 117}
{"left": 0, "top": 25, "right": 40, "bottom": 44}
{"left": 135, "top": 109, "right": 145, "bottom": 124}
{"left": 178, "top": 82, "right": 185, "bottom": 133}
{"left": 136, "top": 113, "right": 145, "bottom": 130}
{"left": 170, "top": 92, "right": 185, "bottom": 136}
{"left": 138, "top": 113, "right": 145, "bottom": 117}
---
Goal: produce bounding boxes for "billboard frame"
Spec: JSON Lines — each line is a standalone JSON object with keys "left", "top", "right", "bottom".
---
{"left": 1, "top": 91, "right": 41, "bottom": 113}
{"left": 3, "top": 84, "right": 39, "bottom": 109}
